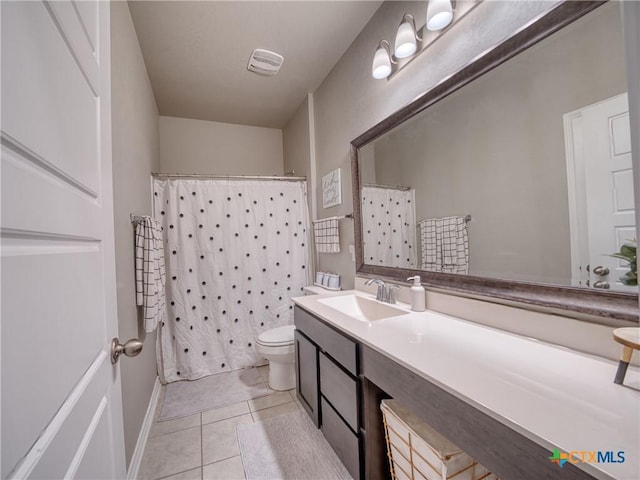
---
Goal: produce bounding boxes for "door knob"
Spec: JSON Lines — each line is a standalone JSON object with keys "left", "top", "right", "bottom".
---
{"left": 111, "top": 337, "right": 143, "bottom": 364}
{"left": 593, "top": 266, "right": 610, "bottom": 276}
{"left": 593, "top": 280, "right": 610, "bottom": 290}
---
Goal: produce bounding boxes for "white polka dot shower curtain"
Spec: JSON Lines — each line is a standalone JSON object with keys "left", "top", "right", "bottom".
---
{"left": 153, "top": 178, "right": 310, "bottom": 383}
{"left": 361, "top": 185, "right": 417, "bottom": 269}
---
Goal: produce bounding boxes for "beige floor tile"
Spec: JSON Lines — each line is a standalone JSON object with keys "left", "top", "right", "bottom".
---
{"left": 202, "top": 456, "right": 246, "bottom": 480}
{"left": 251, "top": 401, "right": 299, "bottom": 422}
{"left": 202, "top": 401, "right": 250, "bottom": 425}
{"left": 151, "top": 413, "right": 201, "bottom": 438}
{"left": 248, "top": 391, "right": 291, "bottom": 412}
{"left": 138, "top": 426, "right": 201, "bottom": 480}
{"left": 202, "top": 413, "right": 253, "bottom": 465}
{"left": 257, "top": 365, "right": 269, "bottom": 382}
{"left": 288, "top": 389, "right": 305, "bottom": 411}
{"left": 287, "top": 389, "right": 297, "bottom": 402}
{"left": 158, "top": 467, "right": 202, "bottom": 480}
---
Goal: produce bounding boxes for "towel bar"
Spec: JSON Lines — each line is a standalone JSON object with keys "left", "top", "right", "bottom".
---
{"left": 130, "top": 214, "right": 147, "bottom": 224}
{"left": 312, "top": 213, "right": 353, "bottom": 224}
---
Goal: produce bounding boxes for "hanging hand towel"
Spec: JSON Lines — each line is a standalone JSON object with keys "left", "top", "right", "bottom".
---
{"left": 420, "top": 218, "right": 440, "bottom": 271}
{"left": 313, "top": 217, "right": 340, "bottom": 253}
{"left": 135, "top": 216, "right": 166, "bottom": 332}
{"left": 419, "top": 216, "right": 469, "bottom": 274}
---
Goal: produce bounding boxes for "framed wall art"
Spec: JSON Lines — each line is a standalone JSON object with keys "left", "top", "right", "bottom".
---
{"left": 322, "top": 168, "right": 342, "bottom": 208}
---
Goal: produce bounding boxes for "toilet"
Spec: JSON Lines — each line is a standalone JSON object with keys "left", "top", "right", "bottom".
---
{"left": 256, "top": 324, "right": 296, "bottom": 391}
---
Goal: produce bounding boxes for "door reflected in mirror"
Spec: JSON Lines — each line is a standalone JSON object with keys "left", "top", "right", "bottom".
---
{"left": 358, "top": 2, "right": 636, "bottom": 293}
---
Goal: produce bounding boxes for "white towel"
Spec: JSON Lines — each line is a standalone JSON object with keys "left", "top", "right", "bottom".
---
{"left": 135, "top": 216, "right": 166, "bottom": 332}
{"left": 313, "top": 217, "right": 340, "bottom": 253}
{"left": 420, "top": 216, "right": 469, "bottom": 274}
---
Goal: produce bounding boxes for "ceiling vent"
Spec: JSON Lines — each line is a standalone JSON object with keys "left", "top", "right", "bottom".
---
{"left": 247, "top": 49, "right": 284, "bottom": 76}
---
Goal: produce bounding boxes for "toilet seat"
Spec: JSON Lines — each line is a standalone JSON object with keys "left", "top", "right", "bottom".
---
{"left": 257, "top": 325, "right": 295, "bottom": 347}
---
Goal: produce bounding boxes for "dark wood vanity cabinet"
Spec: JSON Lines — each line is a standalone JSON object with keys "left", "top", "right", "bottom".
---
{"left": 294, "top": 304, "right": 605, "bottom": 480}
{"left": 294, "top": 306, "right": 362, "bottom": 479}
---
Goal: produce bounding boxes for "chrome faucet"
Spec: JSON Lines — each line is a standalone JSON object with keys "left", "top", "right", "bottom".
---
{"left": 365, "top": 278, "right": 386, "bottom": 301}
{"left": 365, "top": 278, "right": 398, "bottom": 304}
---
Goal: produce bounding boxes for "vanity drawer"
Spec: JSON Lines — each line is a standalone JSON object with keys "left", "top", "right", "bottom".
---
{"left": 321, "top": 397, "right": 361, "bottom": 479}
{"left": 320, "top": 352, "right": 358, "bottom": 431}
{"left": 294, "top": 305, "right": 358, "bottom": 375}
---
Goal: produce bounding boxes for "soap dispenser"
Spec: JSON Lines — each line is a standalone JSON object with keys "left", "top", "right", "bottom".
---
{"left": 407, "top": 276, "right": 426, "bottom": 312}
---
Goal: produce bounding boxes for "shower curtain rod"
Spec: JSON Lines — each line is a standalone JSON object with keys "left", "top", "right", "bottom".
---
{"left": 362, "top": 183, "right": 412, "bottom": 191}
{"left": 152, "top": 173, "right": 306, "bottom": 181}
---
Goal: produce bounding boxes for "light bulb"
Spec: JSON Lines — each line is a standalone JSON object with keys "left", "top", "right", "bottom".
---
{"left": 427, "top": 0, "right": 453, "bottom": 31}
{"left": 395, "top": 20, "right": 417, "bottom": 58}
{"left": 372, "top": 42, "right": 392, "bottom": 79}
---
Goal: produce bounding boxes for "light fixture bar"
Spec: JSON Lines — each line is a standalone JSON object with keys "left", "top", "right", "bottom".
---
{"left": 376, "top": 0, "right": 480, "bottom": 81}
{"left": 389, "top": 0, "right": 478, "bottom": 79}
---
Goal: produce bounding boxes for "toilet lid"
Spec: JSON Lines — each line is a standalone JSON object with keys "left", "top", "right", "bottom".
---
{"left": 257, "top": 325, "right": 295, "bottom": 346}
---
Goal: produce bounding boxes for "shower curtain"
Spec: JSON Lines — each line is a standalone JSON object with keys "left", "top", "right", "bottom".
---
{"left": 361, "top": 185, "right": 417, "bottom": 268}
{"left": 153, "top": 178, "right": 310, "bottom": 383}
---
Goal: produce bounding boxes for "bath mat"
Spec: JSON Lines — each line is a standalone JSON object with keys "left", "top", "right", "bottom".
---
{"left": 158, "top": 368, "right": 271, "bottom": 421}
{"left": 237, "top": 410, "right": 352, "bottom": 480}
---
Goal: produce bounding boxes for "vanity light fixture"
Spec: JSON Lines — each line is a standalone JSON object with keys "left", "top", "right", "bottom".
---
{"left": 395, "top": 14, "right": 421, "bottom": 59}
{"left": 371, "top": 0, "right": 479, "bottom": 80}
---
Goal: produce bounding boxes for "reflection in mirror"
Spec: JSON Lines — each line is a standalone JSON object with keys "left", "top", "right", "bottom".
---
{"left": 358, "top": 2, "right": 636, "bottom": 293}
{"left": 361, "top": 184, "right": 417, "bottom": 269}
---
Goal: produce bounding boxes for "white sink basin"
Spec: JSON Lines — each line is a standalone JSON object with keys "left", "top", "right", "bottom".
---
{"left": 318, "top": 294, "right": 409, "bottom": 322}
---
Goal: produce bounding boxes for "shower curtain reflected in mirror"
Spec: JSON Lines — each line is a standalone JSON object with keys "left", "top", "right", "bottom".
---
{"left": 361, "top": 185, "right": 417, "bottom": 269}
{"left": 153, "top": 178, "right": 310, "bottom": 383}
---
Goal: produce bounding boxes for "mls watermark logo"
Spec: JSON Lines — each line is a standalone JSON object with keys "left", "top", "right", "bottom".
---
{"left": 549, "top": 449, "right": 625, "bottom": 468}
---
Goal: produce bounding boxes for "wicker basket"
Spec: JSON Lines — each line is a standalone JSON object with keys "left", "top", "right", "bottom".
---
{"left": 381, "top": 400, "right": 499, "bottom": 480}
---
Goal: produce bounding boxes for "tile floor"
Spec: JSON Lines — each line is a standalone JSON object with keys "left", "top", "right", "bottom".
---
{"left": 138, "top": 366, "right": 302, "bottom": 480}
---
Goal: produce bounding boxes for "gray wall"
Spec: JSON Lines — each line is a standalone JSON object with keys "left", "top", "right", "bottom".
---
{"left": 283, "top": 98, "right": 310, "bottom": 179}
{"left": 111, "top": 1, "right": 160, "bottom": 467}
{"left": 306, "top": 0, "right": 564, "bottom": 288}
{"left": 371, "top": 2, "right": 626, "bottom": 284}
{"left": 283, "top": 97, "right": 314, "bottom": 217}
{"left": 159, "top": 116, "right": 283, "bottom": 175}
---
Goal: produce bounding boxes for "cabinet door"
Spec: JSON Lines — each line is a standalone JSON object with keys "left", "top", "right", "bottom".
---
{"left": 295, "top": 330, "right": 319, "bottom": 427}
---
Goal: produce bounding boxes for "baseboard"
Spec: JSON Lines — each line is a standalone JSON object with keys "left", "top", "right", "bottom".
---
{"left": 127, "top": 377, "right": 162, "bottom": 480}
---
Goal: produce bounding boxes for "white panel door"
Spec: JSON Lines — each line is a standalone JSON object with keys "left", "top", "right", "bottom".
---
{"left": 582, "top": 93, "right": 637, "bottom": 293}
{"left": 1, "top": 1, "right": 126, "bottom": 479}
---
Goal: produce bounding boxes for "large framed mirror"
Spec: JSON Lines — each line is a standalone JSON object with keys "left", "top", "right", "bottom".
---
{"left": 352, "top": 1, "right": 639, "bottom": 323}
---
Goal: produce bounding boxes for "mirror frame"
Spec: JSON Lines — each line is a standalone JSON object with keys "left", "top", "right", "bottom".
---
{"left": 351, "top": 1, "right": 638, "bottom": 325}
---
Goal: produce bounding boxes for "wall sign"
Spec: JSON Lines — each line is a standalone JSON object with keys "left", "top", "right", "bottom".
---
{"left": 322, "top": 168, "right": 342, "bottom": 208}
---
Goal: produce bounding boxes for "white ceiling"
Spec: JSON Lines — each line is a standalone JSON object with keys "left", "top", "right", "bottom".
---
{"left": 128, "top": 1, "right": 382, "bottom": 129}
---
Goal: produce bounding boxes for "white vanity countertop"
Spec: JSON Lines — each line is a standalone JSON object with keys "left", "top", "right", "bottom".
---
{"left": 292, "top": 290, "right": 640, "bottom": 480}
